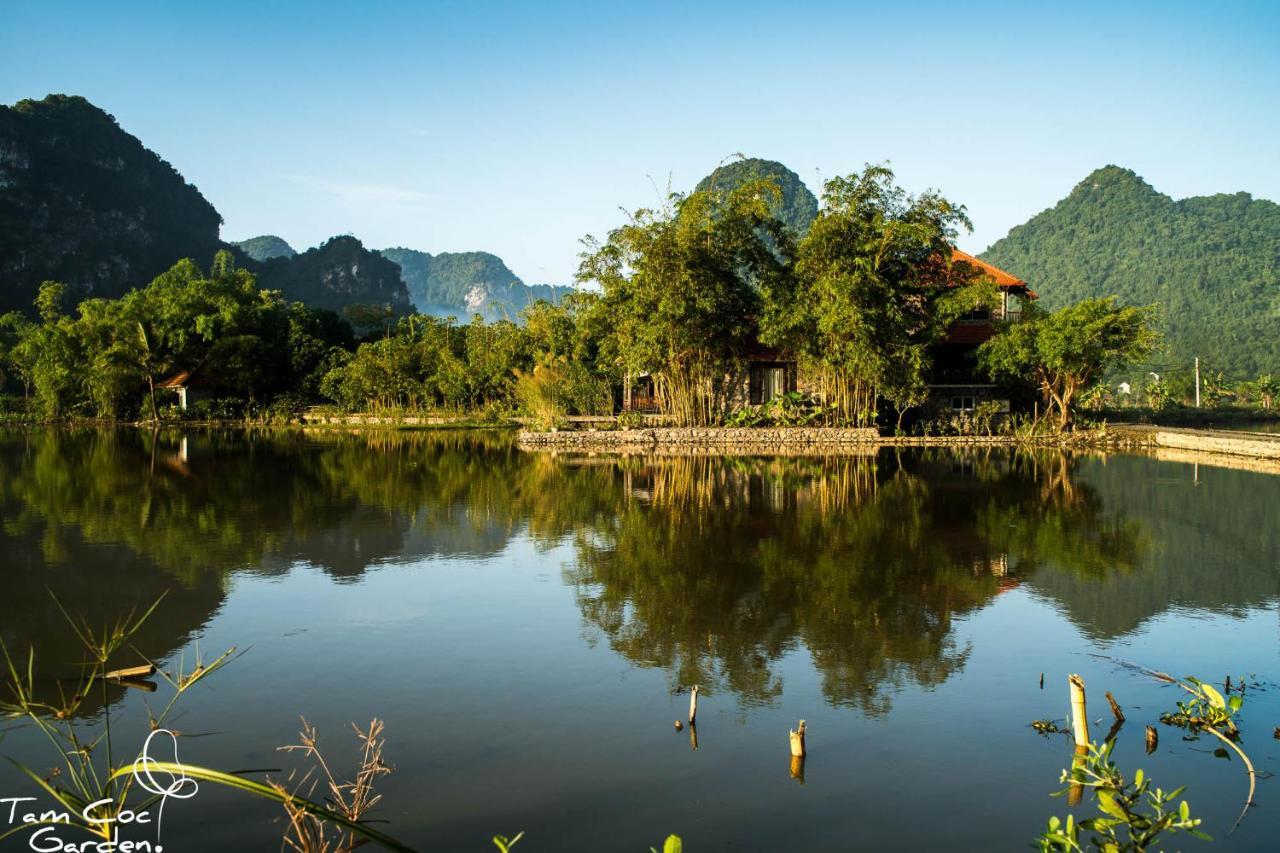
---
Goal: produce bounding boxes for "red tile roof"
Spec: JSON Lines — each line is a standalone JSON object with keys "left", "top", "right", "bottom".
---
{"left": 951, "top": 249, "right": 1027, "bottom": 290}
{"left": 156, "top": 370, "right": 194, "bottom": 389}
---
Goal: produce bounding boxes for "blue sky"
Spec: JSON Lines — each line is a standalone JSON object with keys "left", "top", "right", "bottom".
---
{"left": 3, "top": 1, "right": 1278, "bottom": 284}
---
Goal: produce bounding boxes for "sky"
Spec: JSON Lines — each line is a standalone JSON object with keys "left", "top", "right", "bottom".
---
{"left": 3, "top": 0, "right": 1278, "bottom": 284}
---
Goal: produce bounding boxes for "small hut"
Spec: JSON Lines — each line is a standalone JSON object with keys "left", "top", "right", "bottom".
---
{"left": 156, "top": 368, "right": 212, "bottom": 411}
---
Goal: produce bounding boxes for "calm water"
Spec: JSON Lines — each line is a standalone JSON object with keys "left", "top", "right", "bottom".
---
{"left": 1212, "top": 420, "right": 1280, "bottom": 434}
{"left": 0, "top": 429, "right": 1276, "bottom": 851}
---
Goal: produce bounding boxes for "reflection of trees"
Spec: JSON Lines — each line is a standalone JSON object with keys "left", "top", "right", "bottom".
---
{"left": 0, "top": 429, "right": 527, "bottom": 584}
{"left": 0, "top": 429, "right": 1172, "bottom": 720}
{"left": 558, "top": 449, "right": 1150, "bottom": 715}
{"left": 1024, "top": 454, "right": 1280, "bottom": 638}
{"left": 0, "top": 428, "right": 529, "bottom": 718}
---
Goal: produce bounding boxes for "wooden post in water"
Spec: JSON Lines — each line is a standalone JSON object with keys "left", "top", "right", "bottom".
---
{"left": 688, "top": 685, "right": 698, "bottom": 726}
{"left": 1104, "top": 691, "right": 1125, "bottom": 723}
{"left": 789, "top": 720, "right": 806, "bottom": 758}
{"left": 1068, "top": 674, "right": 1090, "bottom": 748}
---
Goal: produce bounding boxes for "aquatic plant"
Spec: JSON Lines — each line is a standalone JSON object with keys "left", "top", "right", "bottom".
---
{"left": 1035, "top": 740, "right": 1208, "bottom": 852}
{"left": 0, "top": 595, "right": 412, "bottom": 851}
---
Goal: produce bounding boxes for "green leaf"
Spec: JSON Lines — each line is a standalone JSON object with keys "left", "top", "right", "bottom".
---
{"left": 1228, "top": 694, "right": 1243, "bottom": 713}
{"left": 1133, "top": 768, "right": 1144, "bottom": 787}
{"left": 663, "top": 835, "right": 683, "bottom": 853}
{"left": 1199, "top": 683, "right": 1226, "bottom": 710}
{"left": 1179, "top": 800, "right": 1190, "bottom": 821}
{"left": 1096, "top": 791, "right": 1127, "bottom": 820}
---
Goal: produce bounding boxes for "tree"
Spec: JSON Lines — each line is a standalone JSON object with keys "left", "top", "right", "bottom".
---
{"left": 578, "top": 177, "right": 791, "bottom": 425}
{"left": 761, "top": 164, "right": 995, "bottom": 425}
{"left": 979, "top": 297, "right": 1160, "bottom": 427}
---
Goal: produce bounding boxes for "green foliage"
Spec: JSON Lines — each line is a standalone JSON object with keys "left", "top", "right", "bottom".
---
{"left": 917, "top": 400, "right": 1003, "bottom": 437}
{"left": 979, "top": 297, "right": 1159, "bottom": 427}
{"left": 725, "top": 392, "right": 831, "bottom": 427}
{"left": 761, "top": 164, "right": 995, "bottom": 425}
{"left": 1159, "top": 676, "right": 1242, "bottom": 734}
{"left": 1036, "top": 741, "right": 1208, "bottom": 852}
{"left": 233, "top": 234, "right": 297, "bottom": 261}
{"left": 982, "top": 165, "right": 1280, "bottom": 378}
{"left": 492, "top": 831, "right": 525, "bottom": 852}
{"left": 578, "top": 175, "right": 791, "bottom": 426}
{"left": 652, "top": 835, "right": 683, "bottom": 853}
{"left": 0, "top": 255, "right": 360, "bottom": 420}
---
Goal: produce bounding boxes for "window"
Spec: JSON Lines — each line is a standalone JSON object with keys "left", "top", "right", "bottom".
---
{"left": 1004, "top": 292, "right": 1024, "bottom": 321}
{"left": 951, "top": 396, "right": 976, "bottom": 412}
{"left": 749, "top": 362, "right": 790, "bottom": 404}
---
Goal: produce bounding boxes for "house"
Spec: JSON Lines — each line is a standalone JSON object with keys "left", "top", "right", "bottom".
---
{"left": 925, "top": 250, "right": 1036, "bottom": 415}
{"left": 156, "top": 368, "right": 213, "bottom": 411}
{"left": 620, "top": 249, "right": 1036, "bottom": 418}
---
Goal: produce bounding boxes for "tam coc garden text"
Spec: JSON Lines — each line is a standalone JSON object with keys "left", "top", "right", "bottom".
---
{"left": 1, "top": 3, "right": 1279, "bottom": 852}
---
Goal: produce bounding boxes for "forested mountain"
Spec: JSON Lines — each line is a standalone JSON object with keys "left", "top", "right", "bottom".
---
{"left": 982, "top": 166, "right": 1280, "bottom": 377}
{"left": 234, "top": 234, "right": 296, "bottom": 261}
{"left": 254, "top": 236, "right": 411, "bottom": 316}
{"left": 694, "top": 157, "right": 819, "bottom": 235}
{"left": 0, "top": 95, "right": 412, "bottom": 318}
{"left": 0, "top": 95, "right": 223, "bottom": 313}
{"left": 380, "top": 247, "right": 573, "bottom": 320}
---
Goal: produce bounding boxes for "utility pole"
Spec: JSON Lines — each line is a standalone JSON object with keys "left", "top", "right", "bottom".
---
{"left": 1194, "top": 356, "right": 1201, "bottom": 408}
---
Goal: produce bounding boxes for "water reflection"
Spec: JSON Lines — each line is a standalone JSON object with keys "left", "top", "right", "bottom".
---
{"left": 0, "top": 429, "right": 1274, "bottom": 720}
{"left": 564, "top": 451, "right": 1146, "bottom": 714}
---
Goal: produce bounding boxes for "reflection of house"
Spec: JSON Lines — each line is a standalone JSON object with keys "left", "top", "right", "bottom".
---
{"left": 620, "top": 249, "right": 1036, "bottom": 416}
{"left": 156, "top": 368, "right": 213, "bottom": 411}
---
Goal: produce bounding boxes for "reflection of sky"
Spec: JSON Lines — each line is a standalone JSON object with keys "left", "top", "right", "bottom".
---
{"left": 49, "top": 540, "right": 1268, "bottom": 853}
{"left": 2, "top": 443, "right": 1278, "bottom": 851}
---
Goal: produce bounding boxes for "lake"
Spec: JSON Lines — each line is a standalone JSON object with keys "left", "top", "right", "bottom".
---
{"left": 0, "top": 429, "right": 1276, "bottom": 851}
{"left": 1212, "top": 421, "right": 1280, "bottom": 434}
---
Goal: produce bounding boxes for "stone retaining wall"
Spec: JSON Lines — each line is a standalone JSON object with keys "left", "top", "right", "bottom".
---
{"left": 517, "top": 426, "right": 880, "bottom": 449}
{"left": 1152, "top": 429, "right": 1280, "bottom": 460}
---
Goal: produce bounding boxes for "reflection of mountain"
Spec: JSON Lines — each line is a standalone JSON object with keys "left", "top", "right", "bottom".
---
{"left": 0, "top": 506, "right": 226, "bottom": 718}
{"left": 1023, "top": 454, "right": 1280, "bottom": 638}
{"left": 4, "top": 430, "right": 1278, "bottom": 718}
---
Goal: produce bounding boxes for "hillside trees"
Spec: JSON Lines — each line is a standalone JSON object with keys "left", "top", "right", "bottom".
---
{"left": 978, "top": 297, "right": 1160, "bottom": 426}
{"left": 0, "top": 252, "right": 356, "bottom": 419}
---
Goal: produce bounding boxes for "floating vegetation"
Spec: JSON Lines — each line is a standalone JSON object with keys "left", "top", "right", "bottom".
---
{"left": 1159, "top": 677, "right": 1242, "bottom": 735}
{"left": 1032, "top": 719, "right": 1065, "bottom": 735}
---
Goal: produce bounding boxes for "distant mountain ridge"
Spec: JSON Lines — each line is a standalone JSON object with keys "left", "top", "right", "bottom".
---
{"left": 234, "top": 234, "right": 296, "bottom": 261}
{"left": 981, "top": 166, "right": 1280, "bottom": 376}
{"left": 252, "top": 236, "right": 411, "bottom": 316}
{"left": 694, "top": 157, "right": 819, "bottom": 235}
{"left": 0, "top": 95, "right": 411, "bottom": 318}
{"left": 380, "top": 247, "right": 574, "bottom": 321}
